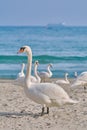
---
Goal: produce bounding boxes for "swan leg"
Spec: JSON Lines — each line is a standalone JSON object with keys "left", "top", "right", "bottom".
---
{"left": 84, "top": 86, "right": 86, "bottom": 90}
{"left": 47, "top": 107, "right": 49, "bottom": 114}
{"left": 84, "top": 86, "right": 86, "bottom": 92}
{"left": 41, "top": 107, "right": 45, "bottom": 116}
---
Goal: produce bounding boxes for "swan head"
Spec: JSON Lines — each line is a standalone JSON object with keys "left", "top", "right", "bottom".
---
{"left": 17, "top": 46, "right": 32, "bottom": 55}
{"left": 35, "top": 61, "right": 39, "bottom": 66}
{"left": 22, "top": 63, "right": 25, "bottom": 67}
{"left": 48, "top": 63, "right": 53, "bottom": 68}
{"left": 65, "top": 73, "right": 69, "bottom": 77}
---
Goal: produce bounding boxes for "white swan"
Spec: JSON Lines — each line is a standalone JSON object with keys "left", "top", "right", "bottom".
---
{"left": 38, "top": 63, "right": 53, "bottom": 82}
{"left": 17, "top": 45, "right": 78, "bottom": 116}
{"left": 34, "top": 61, "right": 41, "bottom": 83}
{"left": 56, "top": 73, "right": 70, "bottom": 85}
{"left": 14, "top": 63, "right": 25, "bottom": 87}
{"left": 17, "top": 63, "right": 25, "bottom": 78}
{"left": 30, "top": 61, "right": 41, "bottom": 83}
{"left": 71, "top": 71, "right": 87, "bottom": 90}
{"left": 15, "top": 61, "right": 41, "bottom": 86}
{"left": 74, "top": 71, "right": 78, "bottom": 78}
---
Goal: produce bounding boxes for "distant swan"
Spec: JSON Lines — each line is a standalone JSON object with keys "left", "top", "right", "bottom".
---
{"left": 15, "top": 61, "right": 40, "bottom": 86}
{"left": 31, "top": 61, "right": 41, "bottom": 83}
{"left": 17, "top": 45, "right": 78, "bottom": 116}
{"left": 74, "top": 71, "right": 78, "bottom": 78}
{"left": 56, "top": 73, "right": 70, "bottom": 84}
{"left": 17, "top": 63, "right": 25, "bottom": 78}
{"left": 34, "top": 61, "right": 41, "bottom": 83}
{"left": 38, "top": 63, "right": 53, "bottom": 82}
{"left": 71, "top": 71, "right": 87, "bottom": 90}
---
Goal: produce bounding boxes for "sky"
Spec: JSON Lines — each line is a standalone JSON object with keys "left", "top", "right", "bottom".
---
{"left": 0, "top": 0, "right": 87, "bottom": 26}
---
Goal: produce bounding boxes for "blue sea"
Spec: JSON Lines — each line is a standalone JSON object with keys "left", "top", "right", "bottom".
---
{"left": 0, "top": 25, "right": 87, "bottom": 79}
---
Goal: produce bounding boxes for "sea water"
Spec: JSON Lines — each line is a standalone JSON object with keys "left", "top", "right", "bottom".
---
{"left": 0, "top": 25, "right": 87, "bottom": 79}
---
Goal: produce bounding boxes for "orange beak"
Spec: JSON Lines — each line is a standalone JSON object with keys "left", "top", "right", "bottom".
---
{"left": 17, "top": 49, "right": 24, "bottom": 54}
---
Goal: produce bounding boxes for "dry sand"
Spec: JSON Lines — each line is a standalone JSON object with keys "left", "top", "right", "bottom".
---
{"left": 0, "top": 78, "right": 87, "bottom": 130}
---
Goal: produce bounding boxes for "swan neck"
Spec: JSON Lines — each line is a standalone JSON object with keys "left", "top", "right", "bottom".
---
{"left": 34, "top": 64, "right": 38, "bottom": 77}
{"left": 21, "top": 66, "right": 24, "bottom": 73}
{"left": 25, "top": 51, "right": 32, "bottom": 82}
{"left": 65, "top": 75, "right": 68, "bottom": 81}
{"left": 34, "top": 64, "right": 41, "bottom": 82}
{"left": 47, "top": 66, "right": 52, "bottom": 76}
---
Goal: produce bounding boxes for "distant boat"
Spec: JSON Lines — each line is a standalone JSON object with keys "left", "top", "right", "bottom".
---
{"left": 46, "top": 22, "right": 65, "bottom": 29}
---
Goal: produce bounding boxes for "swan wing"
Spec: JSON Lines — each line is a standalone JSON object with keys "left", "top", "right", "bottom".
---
{"left": 38, "top": 71, "right": 49, "bottom": 78}
{"left": 78, "top": 71, "right": 87, "bottom": 80}
{"left": 30, "top": 76, "right": 37, "bottom": 82}
{"left": 14, "top": 77, "right": 25, "bottom": 87}
{"left": 71, "top": 79, "right": 87, "bottom": 87}
{"left": 71, "top": 71, "right": 87, "bottom": 87}
{"left": 26, "top": 82, "right": 75, "bottom": 106}
{"left": 56, "top": 80, "right": 68, "bottom": 84}
{"left": 17, "top": 72, "right": 25, "bottom": 78}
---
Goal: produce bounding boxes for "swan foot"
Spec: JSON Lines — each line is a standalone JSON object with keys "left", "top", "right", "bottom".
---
{"left": 41, "top": 107, "right": 49, "bottom": 116}
{"left": 41, "top": 107, "right": 45, "bottom": 116}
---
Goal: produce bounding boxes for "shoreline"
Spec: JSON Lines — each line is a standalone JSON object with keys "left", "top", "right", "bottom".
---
{"left": 0, "top": 78, "right": 87, "bottom": 130}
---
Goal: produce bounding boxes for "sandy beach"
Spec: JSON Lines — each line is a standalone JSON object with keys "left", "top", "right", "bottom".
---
{"left": 0, "top": 78, "right": 87, "bottom": 130}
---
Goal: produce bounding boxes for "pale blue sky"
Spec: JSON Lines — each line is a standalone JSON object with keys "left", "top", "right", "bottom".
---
{"left": 0, "top": 0, "right": 87, "bottom": 26}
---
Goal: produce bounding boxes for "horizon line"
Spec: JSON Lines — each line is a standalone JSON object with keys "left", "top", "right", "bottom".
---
{"left": 0, "top": 24, "right": 87, "bottom": 27}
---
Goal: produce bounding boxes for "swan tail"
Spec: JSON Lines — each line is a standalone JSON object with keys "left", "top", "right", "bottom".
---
{"left": 68, "top": 99, "right": 79, "bottom": 104}
{"left": 71, "top": 82, "right": 80, "bottom": 87}
{"left": 71, "top": 80, "right": 85, "bottom": 87}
